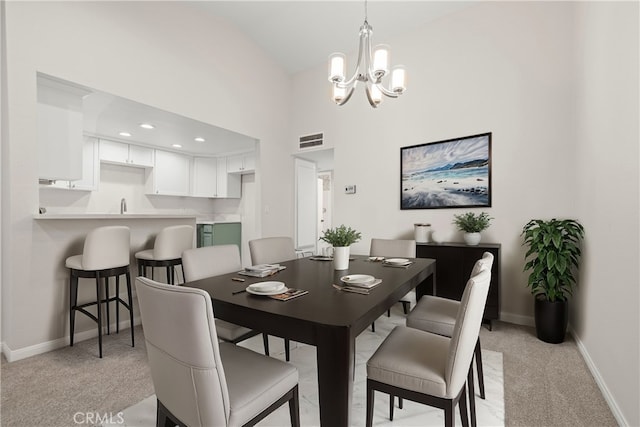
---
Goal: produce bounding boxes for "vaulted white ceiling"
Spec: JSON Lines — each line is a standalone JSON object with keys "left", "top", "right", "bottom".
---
{"left": 199, "top": 1, "right": 472, "bottom": 74}
{"left": 50, "top": 2, "right": 473, "bottom": 157}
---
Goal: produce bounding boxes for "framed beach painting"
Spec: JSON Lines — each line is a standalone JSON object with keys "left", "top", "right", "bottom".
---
{"left": 401, "top": 132, "right": 492, "bottom": 209}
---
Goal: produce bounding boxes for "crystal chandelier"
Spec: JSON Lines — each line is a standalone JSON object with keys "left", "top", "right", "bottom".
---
{"left": 327, "top": 0, "right": 407, "bottom": 108}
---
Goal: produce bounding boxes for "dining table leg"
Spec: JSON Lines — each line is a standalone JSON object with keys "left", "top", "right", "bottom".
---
{"left": 316, "top": 325, "right": 354, "bottom": 427}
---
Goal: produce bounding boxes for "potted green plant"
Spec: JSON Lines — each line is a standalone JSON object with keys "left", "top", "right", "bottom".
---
{"left": 452, "top": 211, "right": 493, "bottom": 245}
{"left": 522, "top": 219, "right": 585, "bottom": 343}
{"left": 319, "top": 225, "right": 362, "bottom": 270}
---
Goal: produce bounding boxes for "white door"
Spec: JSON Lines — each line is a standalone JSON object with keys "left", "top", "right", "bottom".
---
{"left": 295, "top": 158, "right": 318, "bottom": 254}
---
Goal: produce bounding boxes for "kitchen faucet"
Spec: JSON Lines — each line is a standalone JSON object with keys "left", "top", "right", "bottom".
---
{"left": 120, "top": 198, "right": 127, "bottom": 214}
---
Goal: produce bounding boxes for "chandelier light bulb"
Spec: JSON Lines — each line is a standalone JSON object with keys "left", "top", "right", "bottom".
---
{"left": 372, "top": 44, "right": 389, "bottom": 78}
{"left": 332, "top": 85, "right": 347, "bottom": 103}
{"left": 328, "top": 53, "right": 346, "bottom": 82}
{"left": 370, "top": 85, "right": 382, "bottom": 105}
{"left": 391, "top": 66, "right": 407, "bottom": 93}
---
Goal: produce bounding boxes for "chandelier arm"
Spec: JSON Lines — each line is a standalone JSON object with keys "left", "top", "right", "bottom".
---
{"left": 339, "top": 21, "right": 370, "bottom": 88}
{"left": 375, "top": 83, "right": 401, "bottom": 98}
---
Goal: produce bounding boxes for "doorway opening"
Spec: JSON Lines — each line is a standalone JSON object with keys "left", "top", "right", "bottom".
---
{"left": 294, "top": 149, "right": 334, "bottom": 256}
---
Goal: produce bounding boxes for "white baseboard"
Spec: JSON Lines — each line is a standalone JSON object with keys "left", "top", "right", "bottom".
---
{"left": 499, "top": 311, "right": 535, "bottom": 327}
{"left": 570, "top": 327, "right": 629, "bottom": 426}
{"left": 1, "top": 318, "right": 141, "bottom": 363}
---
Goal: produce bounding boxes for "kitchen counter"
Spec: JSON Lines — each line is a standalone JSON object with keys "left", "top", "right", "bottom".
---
{"left": 34, "top": 213, "right": 196, "bottom": 220}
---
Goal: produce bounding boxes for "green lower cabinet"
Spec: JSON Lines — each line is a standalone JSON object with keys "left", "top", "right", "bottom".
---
{"left": 197, "top": 222, "right": 241, "bottom": 253}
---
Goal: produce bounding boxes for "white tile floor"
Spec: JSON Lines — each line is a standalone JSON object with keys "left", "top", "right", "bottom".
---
{"left": 110, "top": 305, "right": 504, "bottom": 427}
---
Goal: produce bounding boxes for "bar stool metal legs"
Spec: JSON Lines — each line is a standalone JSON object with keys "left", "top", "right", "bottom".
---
{"left": 69, "top": 266, "right": 135, "bottom": 358}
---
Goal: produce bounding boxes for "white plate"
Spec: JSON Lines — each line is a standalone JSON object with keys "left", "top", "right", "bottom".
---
{"left": 385, "top": 258, "right": 411, "bottom": 265}
{"left": 246, "top": 281, "right": 287, "bottom": 295}
{"left": 340, "top": 274, "right": 375, "bottom": 285}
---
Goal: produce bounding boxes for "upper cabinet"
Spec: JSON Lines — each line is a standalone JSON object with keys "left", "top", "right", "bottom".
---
{"left": 70, "top": 137, "right": 100, "bottom": 191}
{"left": 191, "top": 157, "right": 241, "bottom": 198}
{"left": 192, "top": 157, "right": 218, "bottom": 197}
{"left": 37, "top": 75, "right": 89, "bottom": 181}
{"left": 100, "top": 140, "right": 154, "bottom": 167}
{"left": 227, "top": 152, "right": 256, "bottom": 174}
{"left": 42, "top": 137, "right": 100, "bottom": 191}
{"left": 147, "top": 150, "right": 190, "bottom": 196}
{"left": 215, "top": 157, "right": 241, "bottom": 198}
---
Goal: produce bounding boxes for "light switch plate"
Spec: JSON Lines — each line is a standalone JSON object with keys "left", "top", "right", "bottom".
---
{"left": 345, "top": 185, "right": 356, "bottom": 194}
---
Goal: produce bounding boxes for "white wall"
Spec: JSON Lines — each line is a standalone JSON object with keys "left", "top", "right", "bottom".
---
{"left": 1, "top": 1, "right": 293, "bottom": 355}
{"left": 290, "top": 2, "right": 638, "bottom": 424}
{"left": 573, "top": 2, "right": 639, "bottom": 426}
{"left": 291, "top": 1, "right": 578, "bottom": 322}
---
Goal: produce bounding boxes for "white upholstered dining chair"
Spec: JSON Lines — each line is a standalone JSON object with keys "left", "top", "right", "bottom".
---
{"left": 135, "top": 277, "right": 300, "bottom": 427}
{"left": 248, "top": 236, "right": 295, "bottom": 361}
{"left": 182, "top": 245, "right": 271, "bottom": 356}
{"left": 369, "top": 238, "right": 416, "bottom": 331}
{"left": 248, "top": 236, "right": 297, "bottom": 265}
{"left": 407, "top": 252, "right": 494, "bottom": 402}
{"left": 366, "top": 268, "right": 492, "bottom": 427}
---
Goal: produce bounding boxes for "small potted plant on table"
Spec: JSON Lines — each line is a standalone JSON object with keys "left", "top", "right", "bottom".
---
{"left": 452, "top": 211, "right": 493, "bottom": 245}
{"left": 319, "top": 225, "right": 361, "bottom": 270}
{"left": 522, "top": 218, "right": 585, "bottom": 343}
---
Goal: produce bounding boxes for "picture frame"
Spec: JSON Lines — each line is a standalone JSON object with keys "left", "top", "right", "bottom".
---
{"left": 401, "top": 132, "right": 492, "bottom": 209}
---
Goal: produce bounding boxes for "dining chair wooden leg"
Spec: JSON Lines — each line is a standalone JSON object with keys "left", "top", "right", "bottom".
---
{"left": 401, "top": 300, "right": 410, "bottom": 314}
{"left": 460, "top": 383, "right": 470, "bottom": 427}
{"left": 389, "top": 394, "right": 395, "bottom": 420}
{"left": 285, "top": 338, "right": 291, "bottom": 362}
{"left": 366, "top": 380, "right": 375, "bottom": 427}
{"left": 288, "top": 385, "right": 300, "bottom": 427}
{"left": 468, "top": 364, "right": 477, "bottom": 427}
{"left": 475, "top": 338, "right": 486, "bottom": 399}
{"left": 262, "top": 333, "right": 270, "bottom": 356}
{"left": 444, "top": 400, "right": 454, "bottom": 427}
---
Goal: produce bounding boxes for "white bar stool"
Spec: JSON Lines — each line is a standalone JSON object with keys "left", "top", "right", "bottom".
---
{"left": 135, "top": 225, "right": 194, "bottom": 285}
{"left": 66, "top": 225, "right": 134, "bottom": 358}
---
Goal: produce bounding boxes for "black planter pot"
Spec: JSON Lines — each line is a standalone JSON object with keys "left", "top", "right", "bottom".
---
{"left": 534, "top": 296, "right": 569, "bottom": 344}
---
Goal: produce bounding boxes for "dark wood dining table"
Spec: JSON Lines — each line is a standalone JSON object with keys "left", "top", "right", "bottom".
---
{"left": 185, "top": 255, "right": 436, "bottom": 427}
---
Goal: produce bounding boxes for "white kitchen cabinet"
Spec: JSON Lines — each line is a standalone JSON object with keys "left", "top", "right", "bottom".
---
{"left": 42, "top": 137, "right": 99, "bottom": 191}
{"left": 100, "top": 140, "right": 154, "bottom": 167}
{"left": 128, "top": 144, "right": 154, "bottom": 167}
{"left": 70, "top": 137, "right": 99, "bottom": 190}
{"left": 192, "top": 157, "right": 218, "bottom": 197}
{"left": 149, "top": 150, "right": 190, "bottom": 196}
{"left": 227, "top": 152, "right": 256, "bottom": 174}
{"left": 37, "top": 76, "right": 88, "bottom": 181}
{"left": 216, "top": 157, "right": 241, "bottom": 198}
{"left": 191, "top": 157, "right": 240, "bottom": 198}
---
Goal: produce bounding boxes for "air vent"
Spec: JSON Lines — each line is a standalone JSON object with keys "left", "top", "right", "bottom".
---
{"left": 299, "top": 133, "right": 323, "bottom": 150}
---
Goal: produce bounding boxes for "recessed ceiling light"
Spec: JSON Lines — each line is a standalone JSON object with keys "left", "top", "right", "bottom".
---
{"left": 139, "top": 123, "right": 155, "bottom": 129}
{"left": 119, "top": 131, "right": 132, "bottom": 137}
{"left": 172, "top": 144, "right": 182, "bottom": 148}
{"left": 194, "top": 137, "right": 205, "bottom": 142}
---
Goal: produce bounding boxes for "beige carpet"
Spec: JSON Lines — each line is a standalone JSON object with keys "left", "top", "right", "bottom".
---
{"left": 1, "top": 318, "right": 617, "bottom": 427}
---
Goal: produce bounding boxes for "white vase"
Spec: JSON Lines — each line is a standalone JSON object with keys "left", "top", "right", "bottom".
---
{"left": 414, "top": 223, "right": 431, "bottom": 243}
{"left": 333, "top": 246, "right": 350, "bottom": 270}
{"left": 464, "top": 232, "right": 481, "bottom": 246}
